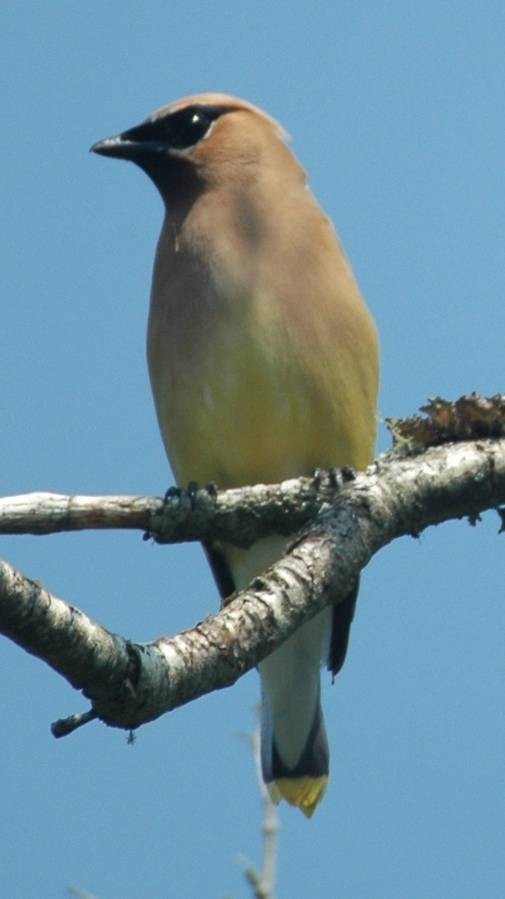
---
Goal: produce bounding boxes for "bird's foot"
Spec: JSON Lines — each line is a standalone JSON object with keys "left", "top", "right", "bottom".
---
{"left": 144, "top": 481, "right": 218, "bottom": 542}
{"left": 163, "top": 480, "right": 219, "bottom": 506}
{"left": 312, "top": 465, "right": 357, "bottom": 491}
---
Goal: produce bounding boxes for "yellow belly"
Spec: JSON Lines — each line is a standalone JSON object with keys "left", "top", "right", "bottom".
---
{"left": 151, "top": 317, "right": 377, "bottom": 490}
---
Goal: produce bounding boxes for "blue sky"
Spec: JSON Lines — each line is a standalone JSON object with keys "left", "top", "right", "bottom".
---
{"left": 2, "top": 3, "right": 504, "bottom": 897}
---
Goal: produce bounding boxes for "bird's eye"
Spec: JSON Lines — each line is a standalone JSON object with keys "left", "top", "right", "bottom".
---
{"left": 116, "top": 106, "right": 223, "bottom": 155}
{"left": 167, "top": 108, "right": 216, "bottom": 149}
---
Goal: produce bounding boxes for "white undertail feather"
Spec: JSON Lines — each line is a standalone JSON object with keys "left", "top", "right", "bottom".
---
{"left": 226, "top": 535, "right": 331, "bottom": 808}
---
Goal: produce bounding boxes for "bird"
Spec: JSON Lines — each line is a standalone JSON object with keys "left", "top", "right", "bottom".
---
{"left": 91, "top": 93, "right": 379, "bottom": 817}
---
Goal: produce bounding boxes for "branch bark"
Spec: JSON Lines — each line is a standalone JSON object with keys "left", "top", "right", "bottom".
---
{"left": 0, "top": 472, "right": 352, "bottom": 545}
{"left": 1, "top": 435, "right": 504, "bottom": 737}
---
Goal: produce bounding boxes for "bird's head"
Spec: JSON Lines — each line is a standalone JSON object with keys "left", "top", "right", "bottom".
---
{"left": 91, "top": 93, "right": 294, "bottom": 207}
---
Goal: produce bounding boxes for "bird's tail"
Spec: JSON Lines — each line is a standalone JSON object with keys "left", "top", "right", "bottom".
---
{"left": 207, "top": 534, "right": 335, "bottom": 818}
{"left": 259, "top": 607, "right": 332, "bottom": 818}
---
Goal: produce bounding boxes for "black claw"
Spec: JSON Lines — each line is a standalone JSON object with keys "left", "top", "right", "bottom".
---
{"left": 327, "top": 467, "right": 340, "bottom": 488}
{"left": 186, "top": 480, "right": 199, "bottom": 499}
{"left": 163, "top": 481, "right": 201, "bottom": 509}
{"left": 164, "top": 485, "right": 184, "bottom": 503}
{"left": 313, "top": 465, "right": 357, "bottom": 491}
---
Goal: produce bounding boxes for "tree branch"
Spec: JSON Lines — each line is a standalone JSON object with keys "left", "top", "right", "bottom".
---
{"left": 1, "top": 433, "right": 504, "bottom": 737}
{"left": 240, "top": 718, "right": 279, "bottom": 899}
{"left": 0, "top": 472, "right": 352, "bottom": 546}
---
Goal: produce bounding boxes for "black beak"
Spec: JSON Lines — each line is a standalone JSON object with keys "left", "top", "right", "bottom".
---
{"left": 90, "top": 121, "right": 169, "bottom": 162}
{"left": 90, "top": 118, "right": 202, "bottom": 200}
{"left": 90, "top": 134, "right": 131, "bottom": 159}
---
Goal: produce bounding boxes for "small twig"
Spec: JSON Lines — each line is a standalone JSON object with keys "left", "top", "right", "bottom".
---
{"left": 67, "top": 887, "right": 99, "bottom": 899}
{"left": 51, "top": 708, "right": 98, "bottom": 738}
{"left": 240, "top": 715, "right": 279, "bottom": 899}
{"left": 497, "top": 506, "right": 505, "bottom": 533}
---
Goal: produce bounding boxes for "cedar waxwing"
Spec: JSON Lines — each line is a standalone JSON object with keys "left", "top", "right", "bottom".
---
{"left": 92, "top": 93, "right": 379, "bottom": 817}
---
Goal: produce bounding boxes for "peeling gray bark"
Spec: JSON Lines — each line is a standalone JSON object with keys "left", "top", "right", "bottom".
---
{"left": 0, "top": 438, "right": 504, "bottom": 737}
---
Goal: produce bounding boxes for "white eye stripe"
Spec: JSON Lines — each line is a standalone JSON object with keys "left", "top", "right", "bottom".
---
{"left": 201, "top": 119, "right": 216, "bottom": 142}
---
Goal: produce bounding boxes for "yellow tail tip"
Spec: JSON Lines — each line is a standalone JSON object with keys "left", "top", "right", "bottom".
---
{"left": 267, "top": 776, "right": 328, "bottom": 818}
